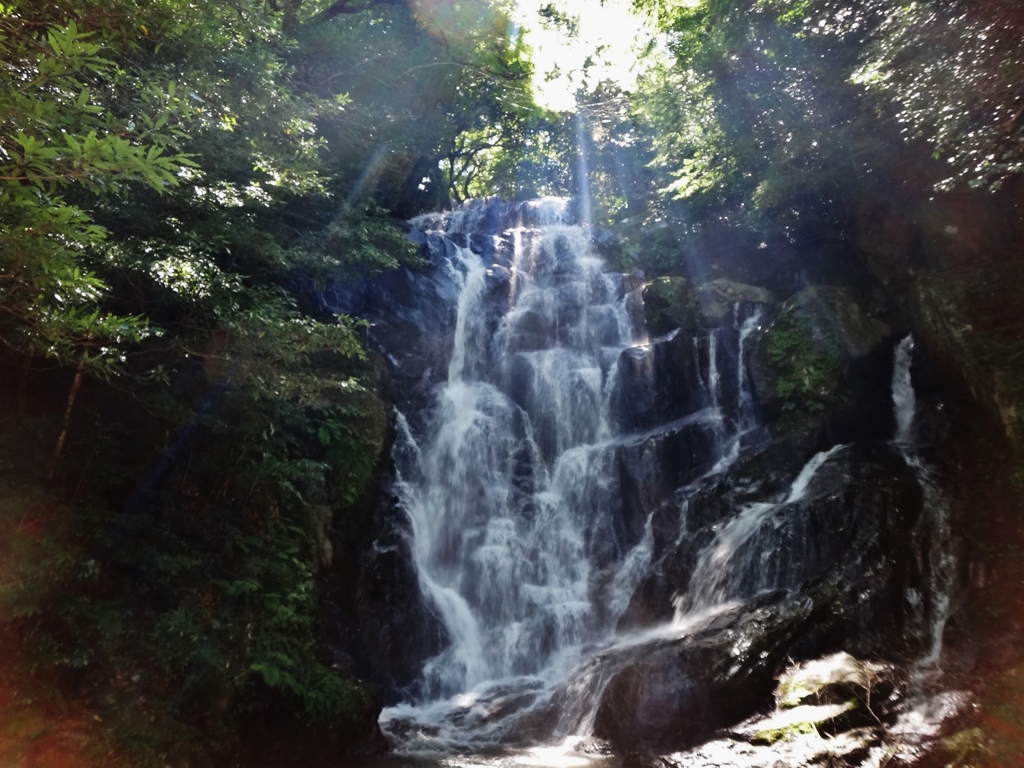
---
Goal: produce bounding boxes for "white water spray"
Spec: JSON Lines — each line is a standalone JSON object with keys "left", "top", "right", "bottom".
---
{"left": 893, "top": 335, "right": 916, "bottom": 444}
{"left": 736, "top": 305, "right": 763, "bottom": 430}
{"left": 889, "top": 335, "right": 954, "bottom": 668}
{"left": 384, "top": 201, "right": 656, "bottom": 748}
{"left": 675, "top": 443, "right": 846, "bottom": 619}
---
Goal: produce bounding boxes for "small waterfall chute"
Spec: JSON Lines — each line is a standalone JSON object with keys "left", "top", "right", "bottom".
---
{"left": 674, "top": 443, "right": 846, "bottom": 619}
{"left": 888, "top": 334, "right": 954, "bottom": 668}
{"left": 893, "top": 334, "right": 916, "bottom": 444}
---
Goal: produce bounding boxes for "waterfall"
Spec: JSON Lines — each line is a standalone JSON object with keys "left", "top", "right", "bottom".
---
{"left": 675, "top": 443, "right": 846, "bottom": 618}
{"left": 893, "top": 335, "right": 916, "bottom": 444}
{"left": 735, "top": 305, "right": 763, "bottom": 431}
{"left": 383, "top": 200, "right": 657, "bottom": 745}
{"left": 888, "top": 335, "right": 954, "bottom": 668}
{"left": 367, "top": 200, "right": 953, "bottom": 759}
{"left": 707, "top": 330, "right": 721, "bottom": 411}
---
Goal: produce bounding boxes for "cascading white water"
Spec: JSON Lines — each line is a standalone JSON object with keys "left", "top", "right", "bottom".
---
{"left": 674, "top": 443, "right": 846, "bottom": 619}
{"left": 893, "top": 335, "right": 916, "bottom": 444}
{"left": 707, "top": 330, "right": 721, "bottom": 412}
{"left": 383, "top": 200, "right": 652, "bottom": 746}
{"left": 888, "top": 335, "right": 954, "bottom": 668}
{"left": 368, "top": 203, "right": 959, "bottom": 764}
{"left": 696, "top": 306, "right": 761, "bottom": 470}
{"left": 673, "top": 333, "right": 953, "bottom": 652}
{"left": 735, "top": 306, "right": 763, "bottom": 430}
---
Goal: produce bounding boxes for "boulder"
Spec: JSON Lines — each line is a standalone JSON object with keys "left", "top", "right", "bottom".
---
{"left": 631, "top": 654, "right": 910, "bottom": 768}
{"left": 749, "top": 285, "right": 893, "bottom": 441}
{"left": 592, "top": 593, "right": 827, "bottom": 753}
{"left": 642, "top": 277, "right": 776, "bottom": 337}
{"left": 618, "top": 441, "right": 926, "bottom": 644}
{"left": 618, "top": 432, "right": 814, "bottom": 630}
{"left": 642, "top": 277, "right": 701, "bottom": 336}
{"left": 607, "top": 440, "right": 932, "bottom": 756}
{"left": 715, "top": 444, "right": 928, "bottom": 657}
{"left": 695, "top": 279, "right": 777, "bottom": 326}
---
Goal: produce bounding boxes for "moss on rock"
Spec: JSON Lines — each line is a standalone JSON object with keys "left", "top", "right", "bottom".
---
{"left": 751, "top": 285, "right": 890, "bottom": 425}
{"left": 643, "top": 276, "right": 776, "bottom": 336}
{"left": 751, "top": 702, "right": 854, "bottom": 744}
{"left": 642, "top": 276, "right": 701, "bottom": 336}
{"left": 695, "top": 278, "right": 777, "bottom": 325}
{"left": 775, "top": 652, "right": 883, "bottom": 710}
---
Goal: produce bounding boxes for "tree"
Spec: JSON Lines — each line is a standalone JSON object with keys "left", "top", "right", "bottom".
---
{"left": 0, "top": 7, "right": 194, "bottom": 373}
{"left": 629, "top": 0, "right": 1024, "bottom": 228}
{"left": 0, "top": 0, "right": 563, "bottom": 760}
{"left": 847, "top": 0, "right": 1024, "bottom": 190}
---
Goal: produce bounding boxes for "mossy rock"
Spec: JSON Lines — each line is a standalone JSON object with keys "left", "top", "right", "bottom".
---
{"left": 642, "top": 276, "right": 700, "bottom": 336}
{"left": 642, "top": 277, "right": 776, "bottom": 336}
{"left": 750, "top": 701, "right": 855, "bottom": 744}
{"left": 912, "top": 264, "right": 1024, "bottom": 446}
{"left": 750, "top": 285, "right": 890, "bottom": 423}
{"left": 941, "top": 727, "right": 987, "bottom": 765}
{"left": 695, "top": 278, "right": 776, "bottom": 325}
{"left": 775, "top": 652, "right": 883, "bottom": 709}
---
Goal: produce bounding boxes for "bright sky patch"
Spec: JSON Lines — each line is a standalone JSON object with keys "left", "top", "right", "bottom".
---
{"left": 513, "top": 0, "right": 659, "bottom": 111}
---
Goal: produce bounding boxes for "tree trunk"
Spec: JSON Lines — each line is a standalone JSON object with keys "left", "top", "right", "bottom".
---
{"left": 16, "top": 353, "right": 32, "bottom": 415}
{"left": 48, "top": 359, "right": 85, "bottom": 481}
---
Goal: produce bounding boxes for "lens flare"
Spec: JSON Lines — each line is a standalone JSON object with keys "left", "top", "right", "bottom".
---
{"left": 409, "top": 0, "right": 507, "bottom": 42}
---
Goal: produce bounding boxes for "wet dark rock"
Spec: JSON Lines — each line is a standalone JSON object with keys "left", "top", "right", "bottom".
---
{"left": 749, "top": 285, "right": 894, "bottom": 442}
{"left": 727, "top": 445, "right": 926, "bottom": 642}
{"left": 618, "top": 443, "right": 929, "bottom": 662}
{"left": 573, "top": 415, "right": 725, "bottom": 594}
{"left": 317, "top": 240, "right": 460, "bottom": 417}
{"left": 643, "top": 276, "right": 701, "bottom": 336}
{"left": 594, "top": 556, "right": 923, "bottom": 757}
{"left": 573, "top": 415, "right": 726, "bottom": 627}
{"left": 350, "top": 499, "right": 449, "bottom": 698}
{"left": 593, "top": 227, "right": 624, "bottom": 264}
{"left": 593, "top": 593, "right": 827, "bottom": 753}
{"left": 630, "top": 653, "right": 921, "bottom": 768}
{"left": 695, "top": 279, "right": 777, "bottom": 326}
{"left": 615, "top": 415, "right": 724, "bottom": 533}
{"left": 504, "top": 307, "right": 555, "bottom": 354}
{"left": 610, "top": 331, "right": 702, "bottom": 432}
{"left": 619, "top": 433, "right": 813, "bottom": 630}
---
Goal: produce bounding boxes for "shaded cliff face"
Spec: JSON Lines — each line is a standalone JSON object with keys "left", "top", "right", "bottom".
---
{"left": 329, "top": 197, "right": 957, "bottom": 763}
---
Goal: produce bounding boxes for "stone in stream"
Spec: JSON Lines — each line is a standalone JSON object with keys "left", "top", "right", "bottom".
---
{"left": 620, "top": 653, "right": 915, "bottom": 768}
{"left": 592, "top": 592, "right": 825, "bottom": 753}
{"left": 748, "top": 285, "right": 894, "bottom": 443}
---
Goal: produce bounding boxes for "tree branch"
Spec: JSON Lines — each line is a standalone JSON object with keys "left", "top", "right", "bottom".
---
{"left": 314, "top": 0, "right": 403, "bottom": 24}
